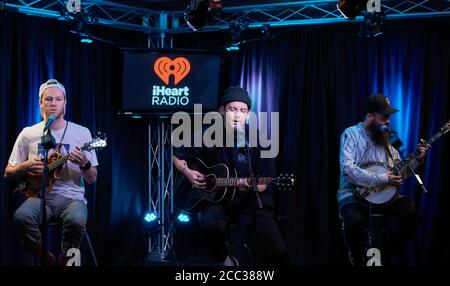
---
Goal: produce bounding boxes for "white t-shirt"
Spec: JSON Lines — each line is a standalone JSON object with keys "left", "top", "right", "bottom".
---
{"left": 8, "top": 121, "right": 99, "bottom": 204}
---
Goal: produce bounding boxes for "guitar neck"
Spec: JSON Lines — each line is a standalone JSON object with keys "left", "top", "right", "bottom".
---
{"left": 47, "top": 154, "right": 70, "bottom": 172}
{"left": 214, "top": 177, "right": 274, "bottom": 187}
{"left": 427, "top": 131, "right": 444, "bottom": 145}
{"left": 394, "top": 130, "right": 444, "bottom": 171}
{"left": 47, "top": 146, "right": 88, "bottom": 172}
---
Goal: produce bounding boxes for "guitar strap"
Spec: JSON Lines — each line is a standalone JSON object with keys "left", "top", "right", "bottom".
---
{"left": 55, "top": 121, "right": 69, "bottom": 153}
{"left": 382, "top": 133, "right": 395, "bottom": 166}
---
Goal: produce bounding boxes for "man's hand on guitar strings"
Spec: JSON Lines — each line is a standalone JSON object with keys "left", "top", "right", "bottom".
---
{"left": 416, "top": 139, "right": 431, "bottom": 161}
{"left": 69, "top": 146, "right": 89, "bottom": 167}
{"left": 387, "top": 172, "right": 402, "bottom": 186}
{"left": 185, "top": 169, "right": 207, "bottom": 190}
{"left": 237, "top": 178, "right": 250, "bottom": 191}
{"left": 25, "top": 156, "right": 44, "bottom": 175}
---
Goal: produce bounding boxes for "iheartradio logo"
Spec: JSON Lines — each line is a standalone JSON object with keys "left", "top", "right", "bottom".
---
{"left": 154, "top": 57, "right": 191, "bottom": 85}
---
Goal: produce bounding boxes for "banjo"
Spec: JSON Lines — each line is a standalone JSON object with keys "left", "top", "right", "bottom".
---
{"left": 353, "top": 120, "right": 450, "bottom": 206}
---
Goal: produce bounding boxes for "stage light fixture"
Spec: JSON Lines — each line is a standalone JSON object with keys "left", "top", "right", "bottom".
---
{"left": 69, "top": 12, "right": 98, "bottom": 44}
{"left": 0, "top": 0, "right": 6, "bottom": 24}
{"left": 184, "top": 0, "right": 223, "bottom": 31}
{"left": 176, "top": 212, "right": 191, "bottom": 224}
{"left": 337, "top": 0, "right": 368, "bottom": 19}
{"left": 142, "top": 211, "right": 160, "bottom": 232}
{"left": 359, "top": 11, "right": 385, "bottom": 38}
{"left": 261, "top": 24, "right": 272, "bottom": 39}
{"left": 225, "top": 46, "right": 240, "bottom": 51}
{"left": 80, "top": 37, "right": 93, "bottom": 44}
{"left": 144, "top": 211, "right": 158, "bottom": 223}
{"left": 229, "top": 19, "right": 248, "bottom": 46}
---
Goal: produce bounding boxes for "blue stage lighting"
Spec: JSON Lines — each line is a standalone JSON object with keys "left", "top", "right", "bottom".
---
{"left": 80, "top": 37, "right": 93, "bottom": 44}
{"left": 226, "top": 46, "right": 240, "bottom": 51}
{"left": 144, "top": 212, "right": 158, "bottom": 223}
{"left": 177, "top": 212, "right": 191, "bottom": 223}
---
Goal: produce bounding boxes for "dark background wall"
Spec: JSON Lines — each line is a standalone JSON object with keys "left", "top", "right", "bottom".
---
{"left": 1, "top": 13, "right": 449, "bottom": 265}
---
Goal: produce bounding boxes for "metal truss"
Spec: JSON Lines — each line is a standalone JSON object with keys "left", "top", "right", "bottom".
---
{"left": 5, "top": 0, "right": 450, "bottom": 34}
{"left": 188, "top": 0, "right": 450, "bottom": 32}
{"left": 5, "top": 1, "right": 450, "bottom": 34}
{"left": 147, "top": 117, "right": 174, "bottom": 262}
{"left": 4, "top": 0, "right": 178, "bottom": 33}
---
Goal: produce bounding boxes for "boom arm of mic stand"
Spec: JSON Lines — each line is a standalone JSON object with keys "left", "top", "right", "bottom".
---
{"left": 398, "top": 149, "right": 428, "bottom": 194}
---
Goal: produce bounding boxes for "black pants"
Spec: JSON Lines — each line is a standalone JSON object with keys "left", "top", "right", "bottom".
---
{"left": 199, "top": 203, "right": 286, "bottom": 265}
{"left": 339, "top": 197, "right": 417, "bottom": 266}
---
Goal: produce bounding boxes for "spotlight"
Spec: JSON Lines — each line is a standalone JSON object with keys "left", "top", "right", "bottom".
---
{"left": 225, "top": 46, "right": 240, "bottom": 52}
{"left": 176, "top": 212, "right": 191, "bottom": 224}
{"left": 80, "top": 37, "right": 94, "bottom": 44}
{"left": 359, "top": 11, "right": 385, "bottom": 38}
{"left": 229, "top": 19, "right": 248, "bottom": 46}
{"left": 0, "top": 0, "right": 6, "bottom": 24}
{"left": 261, "top": 24, "right": 272, "bottom": 39}
{"left": 337, "top": 0, "right": 368, "bottom": 19}
{"left": 184, "top": 0, "right": 223, "bottom": 31}
{"left": 69, "top": 12, "right": 97, "bottom": 44}
{"left": 144, "top": 211, "right": 158, "bottom": 223}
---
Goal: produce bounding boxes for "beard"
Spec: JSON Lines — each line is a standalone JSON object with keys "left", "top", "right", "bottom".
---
{"left": 367, "top": 121, "right": 390, "bottom": 147}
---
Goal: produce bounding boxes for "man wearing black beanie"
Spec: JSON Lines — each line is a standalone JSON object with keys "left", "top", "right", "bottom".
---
{"left": 173, "top": 86, "right": 286, "bottom": 266}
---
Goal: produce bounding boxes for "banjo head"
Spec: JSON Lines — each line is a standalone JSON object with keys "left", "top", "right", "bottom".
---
{"left": 354, "top": 162, "right": 399, "bottom": 205}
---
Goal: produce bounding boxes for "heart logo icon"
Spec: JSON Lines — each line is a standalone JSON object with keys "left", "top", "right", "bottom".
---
{"left": 154, "top": 57, "right": 191, "bottom": 85}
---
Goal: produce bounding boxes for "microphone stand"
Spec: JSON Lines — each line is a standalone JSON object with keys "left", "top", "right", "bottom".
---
{"left": 246, "top": 143, "right": 262, "bottom": 209}
{"left": 389, "top": 130, "right": 428, "bottom": 194}
{"left": 236, "top": 126, "right": 261, "bottom": 265}
{"left": 39, "top": 129, "right": 56, "bottom": 266}
{"left": 397, "top": 148, "right": 428, "bottom": 194}
{"left": 388, "top": 130, "right": 427, "bottom": 265}
{"left": 237, "top": 126, "right": 262, "bottom": 208}
{"left": 244, "top": 139, "right": 261, "bottom": 266}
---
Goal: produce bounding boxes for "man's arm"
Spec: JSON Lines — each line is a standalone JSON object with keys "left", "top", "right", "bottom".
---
{"left": 173, "top": 155, "right": 190, "bottom": 175}
{"left": 396, "top": 141, "right": 430, "bottom": 178}
{"left": 70, "top": 146, "right": 97, "bottom": 184}
{"left": 173, "top": 155, "right": 206, "bottom": 190}
{"left": 340, "top": 132, "right": 392, "bottom": 188}
{"left": 4, "top": 157, "right": 44, "bottom": 180}
{"left": 80, "top": 166, "right": 97, "bottom": 184}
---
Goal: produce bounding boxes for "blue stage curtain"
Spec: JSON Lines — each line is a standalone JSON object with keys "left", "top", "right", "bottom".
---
{"left": 1, "top": 11, "right": 450, "bottom": 265}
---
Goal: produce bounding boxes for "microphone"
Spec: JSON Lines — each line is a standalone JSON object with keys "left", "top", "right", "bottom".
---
{"left": 235, "top": 125, "right": 247, "bottom": 148}
{"left": 235, "top": 125, "right": 249, "bottom": 156}
{"left": 379, "top": 124, "right": 391, "bottom": 134}
{"left": 43, "top": 114, "right": 56, "bottom": 132}
{"left": 380, "top": 124, "right": 404, "bottom": 149}
{"left": 389, "top": 130, "right": 403, "bottom": 149}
